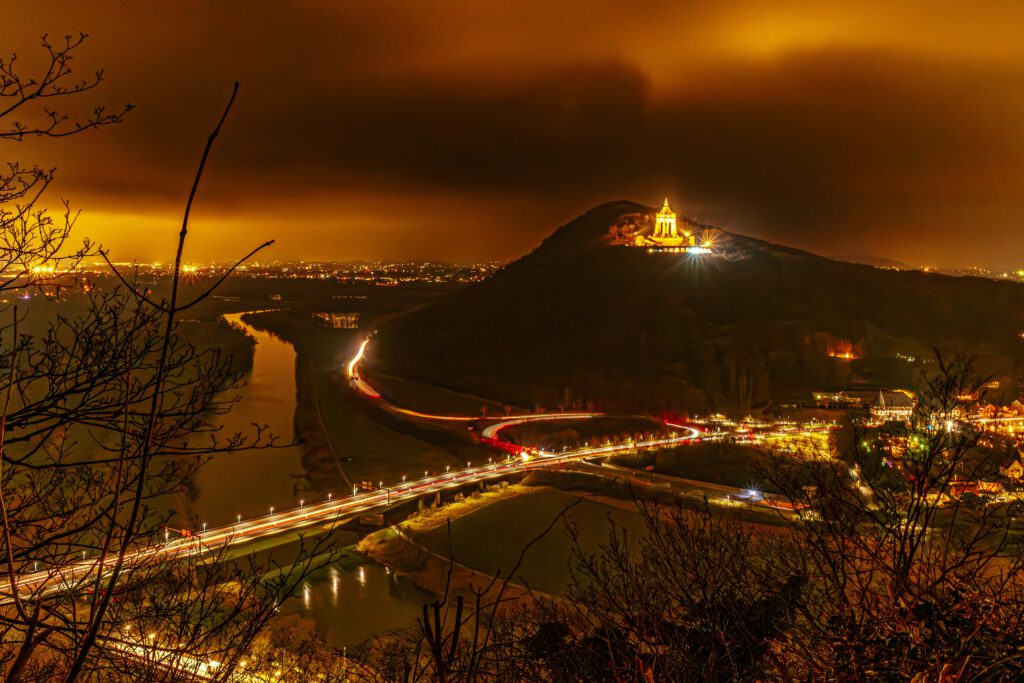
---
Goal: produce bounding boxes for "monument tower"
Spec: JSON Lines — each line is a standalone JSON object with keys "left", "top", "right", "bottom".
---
{"left": 654, "top": 198, "right": 677, "bottom": 238}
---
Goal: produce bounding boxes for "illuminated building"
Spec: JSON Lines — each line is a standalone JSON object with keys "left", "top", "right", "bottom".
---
{"left": 1000, "top": 459, "right": 1024, "bottom": 482}
{"left": 812, "top": 391, "right": 862, "bottom": 408}
{"left": 641, "top": 198, "right": 694, "bottom": 248}
{"left": 870, "top": 391, "right": 915, "bottom": 424}
{"left": 313, "top": 311, "right": 360, "bottom": 329}
{"left": 654, "top": 198, "right": 681, "bottom": 240}
{"left": 827, "top": 340, "right": 861, "bottom": 360}
{"left": 627, "top": 198, "right": 713, "bottom": 254}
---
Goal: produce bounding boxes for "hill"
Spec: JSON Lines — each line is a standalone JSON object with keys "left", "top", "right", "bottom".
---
{"left": 832, "top": 253, "right": 915, "bottom": 270}
{"left": 365, "top": 201, "right": 1024, "bottom": 414}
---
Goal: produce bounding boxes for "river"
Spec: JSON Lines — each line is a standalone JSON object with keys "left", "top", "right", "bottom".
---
{"left": 188, "top": 312, "right": 307, "bottom": 526}
{"left": 187, "top": 312, "right": 433, "bottom": 646}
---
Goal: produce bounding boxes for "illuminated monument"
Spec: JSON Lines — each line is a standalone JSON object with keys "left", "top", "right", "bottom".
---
{"left": 653, "top": 198, "right": 687, "bottom": 243}
{"left": 629, "top": 198, "right": 711, "bottom": 253}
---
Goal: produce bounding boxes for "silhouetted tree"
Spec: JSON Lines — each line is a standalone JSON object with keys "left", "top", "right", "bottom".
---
{"left": 763, "top": 353, "right": 1024, "bottom": 680}
{"left": 0, "top": 35, "right": 332, "bottom": 681}
{"left": 346, "top": 355, "right": 1024, "bottom": 682}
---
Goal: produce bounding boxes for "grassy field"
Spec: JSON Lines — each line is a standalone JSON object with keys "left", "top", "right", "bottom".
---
{"left": 239, "top": 309, "right": 486, "bottom": 488}
{"left": 499, "top": 415, "right": 667, "bottom": 450}
{"left": 369, "top": 371, "right": 510, "bottom": 417}
{"left": 309, "top": 363, "right": 474, "bottom": 484}
{"left": 409, "top": 487, "right": 647, "bottom": 596}
{"left": 612, "top": 441, "right": 776, "bottom": 491}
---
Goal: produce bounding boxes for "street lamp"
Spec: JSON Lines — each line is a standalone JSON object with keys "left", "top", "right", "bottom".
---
{"left": 327, "top": 492, "right": 333, "bottom": 501}
{"left": 299, "top": 499, "right": 304, "bottom": 508}
{"left": 402, "top": 474, "right": 406, "bottom": 483}
{"left": 269, "top": 506, "right": 274, "bottom": 516}
{"left": 236, "top": 514, "right": 242, "bottom": 524}
{"left": 353, "top": 485, "right": 358, "bottom": 496}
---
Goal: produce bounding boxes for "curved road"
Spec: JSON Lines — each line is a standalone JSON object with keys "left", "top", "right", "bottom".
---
{"left": 1, "top": 336, "right": 701, "bottom": 604}
{"left": 5, "top": 337, "right": 827, "bottom": 603}
{"left": 1, "top": 422, "right": 699, "bottom": 605}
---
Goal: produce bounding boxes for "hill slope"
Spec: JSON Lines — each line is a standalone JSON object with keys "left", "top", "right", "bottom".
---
{"left": 366, "top": 201, "right": 1024, "bottom": 414}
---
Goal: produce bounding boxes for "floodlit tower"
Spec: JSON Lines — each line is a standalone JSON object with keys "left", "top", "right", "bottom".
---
{"left": 655, "top": 198, "right": 677, "bottom": 238}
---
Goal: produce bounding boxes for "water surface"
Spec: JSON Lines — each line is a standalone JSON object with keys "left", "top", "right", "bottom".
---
{"left": 187, "top": 312, "right": 309, "bottom": 526}
{"left": 191, "top": 312, "right": 432, "bottom": 645}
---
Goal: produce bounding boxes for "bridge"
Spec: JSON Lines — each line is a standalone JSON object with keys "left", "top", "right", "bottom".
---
{"left": 0, "top": 416, "right": 701, "bottom": 605}
{"left": 0, "top": 337, "right": 838, "bottom": 680}
{"left": 4, "top": 336, "right": 831, "bottom": 605}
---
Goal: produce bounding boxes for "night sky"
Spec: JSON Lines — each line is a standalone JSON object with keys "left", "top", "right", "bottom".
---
{"left": 5, "top": 2, "right": 1024, "bottom": 268}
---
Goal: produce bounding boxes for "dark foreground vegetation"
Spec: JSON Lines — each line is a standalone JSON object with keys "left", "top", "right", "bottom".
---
{"left": 0, "top": 37, "right": 333, "bottom": 681}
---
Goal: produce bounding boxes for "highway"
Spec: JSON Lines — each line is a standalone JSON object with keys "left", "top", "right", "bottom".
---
{"left": 0, "top": 418, "right": 701, "bottom": 606}
{"left": 2, "top": 337, "right": 826, "bottom": 605}
{"left": 347, "top": 337, "right": 475, "bottom": 421}
{"left": 0, "top": 335, "right": 829, "bottom": 682}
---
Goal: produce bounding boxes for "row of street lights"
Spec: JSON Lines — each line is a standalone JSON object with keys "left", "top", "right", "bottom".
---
{"left": 192, "top": 456, "right": 513, "bottom": 536}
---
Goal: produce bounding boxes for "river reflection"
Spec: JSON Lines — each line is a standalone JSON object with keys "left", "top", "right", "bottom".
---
{"left": 189, "top": 311, "right": 433, "bottom": 646}
{"left": 281, "top": 561, "right": 434, "bottom": 647}
{"left": 186, "top": 312, "right": 307, "bottom": 526}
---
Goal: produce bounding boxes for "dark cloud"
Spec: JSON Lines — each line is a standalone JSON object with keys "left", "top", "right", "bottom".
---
{"left": 3, "top": 1, "right": 1024, "bottom": 267}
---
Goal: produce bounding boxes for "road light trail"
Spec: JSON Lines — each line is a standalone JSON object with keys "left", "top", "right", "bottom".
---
{"left": 0, "top": 338, "right": 828, "bottom": 604}
{"left": 479, "top": 412, "right": 601, "bottom": 440}
{"left": 0, "top": 421, "right": 702, "bottom": 605}
{"left": 348, "top": 337, "right": 605, "bottom": 424}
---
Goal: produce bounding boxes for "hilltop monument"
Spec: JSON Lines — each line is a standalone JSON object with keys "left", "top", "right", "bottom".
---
{"left": 653, "top": 198, "right": 685, "bottom": 242}
{"left": 604, "top": 198, "right": 717, "bottom": 252}
{"left": 627, "top": 198, "right": 711, "bottom": 252}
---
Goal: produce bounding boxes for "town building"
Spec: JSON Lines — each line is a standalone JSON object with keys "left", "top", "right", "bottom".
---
{"left": 870, "top": 391, "right": 915, "bottom": 424}
{"left": 312, "top": 311, "right": 360, "bottom": 329}
{"left": 811, "top": 391, "right": 863, "bottom": 409}
{"left": 1000, "top": 459, "right": 1024, "bottom": 482}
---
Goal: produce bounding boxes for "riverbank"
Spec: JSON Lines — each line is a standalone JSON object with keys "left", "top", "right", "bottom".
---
{"left": 357, "top": 484, "right": 541, "bottom": 607}
{"left": 296, "top": 354, "right": 354, "bottom": 492}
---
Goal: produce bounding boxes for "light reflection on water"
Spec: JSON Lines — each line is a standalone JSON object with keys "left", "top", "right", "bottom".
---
{"left": 281, "top": 561, "right": 434, "bottom": 647}
{"left": 186, "top": 312, "right": 306, "bottom": 526}
{"left": 187, "top": 312, "right": 433, "bottom": 646}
